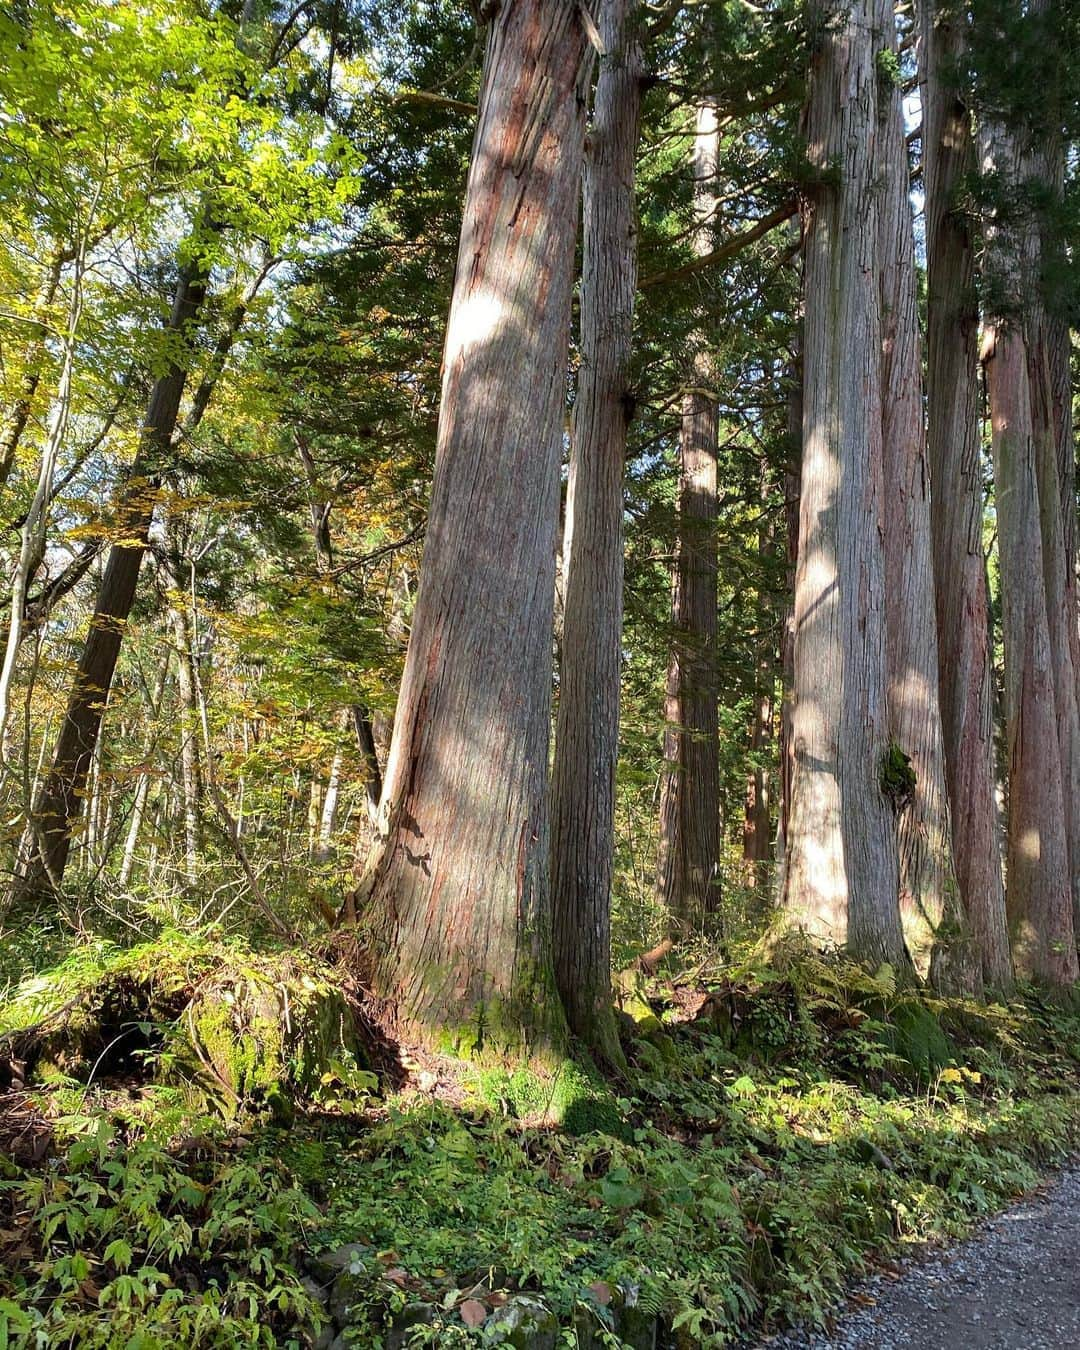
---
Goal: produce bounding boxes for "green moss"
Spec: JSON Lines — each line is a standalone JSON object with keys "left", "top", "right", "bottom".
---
{"left": 879, "top": 740, "right": 916, "bottom": 811}
{"left": 472, "top": 1058, "right": 628, "bottom": 1138}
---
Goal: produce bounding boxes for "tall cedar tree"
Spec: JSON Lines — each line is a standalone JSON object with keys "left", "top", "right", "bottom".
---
{"left": 980, "top": 112, "right": 1078, "bottom": 986}
{"left": 781, "top": 0, "right": 910, "bottom": 969}
{"left": 655, "top": 104, "right": 722, "bottom": 930}
{"left": 354, "top": 1, "right": 592, "bottom": 1057}
{"left": 918, "top": 0, "right": 1011, "bottom": 989}
{"left": 550, "top": 0, "right": 643, "bottom": 1066}
{"left": 877, "top": 0, "right": 976, "bottom": 992}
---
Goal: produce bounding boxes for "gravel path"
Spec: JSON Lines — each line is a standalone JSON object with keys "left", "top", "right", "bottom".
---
{"left": 762, "top": 1164, "right": 1080, "bottom": 1350}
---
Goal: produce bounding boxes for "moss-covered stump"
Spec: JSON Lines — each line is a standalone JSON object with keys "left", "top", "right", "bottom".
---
{"left": 0, "top": 932, "right": 369, "bottom": 1114}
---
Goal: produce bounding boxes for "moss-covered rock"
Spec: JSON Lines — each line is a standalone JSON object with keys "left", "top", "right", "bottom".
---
{"left": 0, "top": 932, "right": 368, "bottom": 1115}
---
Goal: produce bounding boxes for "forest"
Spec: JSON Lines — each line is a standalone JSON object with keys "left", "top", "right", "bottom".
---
{"left": 1, "top": 0, "right": 1079, "bottom": 1345}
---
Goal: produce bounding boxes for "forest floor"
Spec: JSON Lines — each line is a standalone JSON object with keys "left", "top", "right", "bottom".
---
{"left": 4, "top": 928, "right": 1080, "bottom": 1346}
{"left": 765, "top": 1163, "right": 1080, "bottom": 1350}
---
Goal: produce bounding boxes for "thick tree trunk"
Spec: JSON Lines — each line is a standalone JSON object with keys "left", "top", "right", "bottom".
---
{"left": 12, "top": 265, "right": 207, "bottom": 903}
{"left": 878, "top": 1, "right": 975, "bottom": 992}
{"left": 981, "top": 122, "right": 1077, "bottom": 987}
{"left": 1024, "top": 134, "right": 1080, "bottom": 948}
{"left": 354, "top": 2, "right": 592, "bottom": 1060}
{"left": 918, "top": 0, "right": 1011, "bottom": 989}
{"left": 780, "top": 0, "right": 909, "bottom": 970}
{"left": 550, "top": 0, "right": 642, "bottom": 1066}
{"left": 655, "top": 105, "right": 721, "bottom": 930}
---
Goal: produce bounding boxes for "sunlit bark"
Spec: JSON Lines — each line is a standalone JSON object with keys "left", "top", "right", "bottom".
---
{"left": 781, "top": 0, "right": 909, "bottom": 970}
{"left": 878, "top": 1, "right": 975, "bottom": 992}
{"left": 354, "top": 1, "right": 592, "bottom": 1057}
{"left": 981, "top": 117, "right": 1078, "bottom": 987}
{"left": 550, "top": 0, "right": 642, "bottom": 1064}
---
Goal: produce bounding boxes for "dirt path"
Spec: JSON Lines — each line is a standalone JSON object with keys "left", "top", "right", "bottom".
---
{"left": 762, "top": 1165, "right": 1080, "bottom": 1350}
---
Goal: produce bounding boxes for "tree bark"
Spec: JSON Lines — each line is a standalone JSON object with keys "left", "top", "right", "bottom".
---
{"left": 980, "top": 118, "right": 1078, "bottom": 987}
{"left": 1019, "top": 91, "right": 1080, "bottom": 949}
{"left": 655, "top": 104, "right": 721, "bottom": 930}
{"left": 775, "top": 326, "right": 802, "bottom": 891}
{"left": 918, "top": 0, "right": 1011, "bottom": 990}
{"left": 118, "top": 656, "right": 171, "bottom": 888}
{"left": 878, "top": 0, "right": 975, "bottom": 993}
{"left": 12, "top": 263, "right": 207, "bottom": 903}
{"left": 0, "top": 249, "right": 65, "bottom": 490}
{"left": 353, "top": 1, "right": 592, "bottom": 1060}
{"left": 549, "top": 0, "right": 642, "bottom": 1066}
{"left": 168, "top": 592, "right": 203, "bottom": 885}
{"left": 780, "top": 0, "right": 909, "bottom": 970}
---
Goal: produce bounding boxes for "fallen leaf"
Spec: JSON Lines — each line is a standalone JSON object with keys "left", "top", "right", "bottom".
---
{"left": 588, "top": 1281, "right": 612, "bottom": 1306}
{"left": 460, "top": 1299, "right": 487, "bottom": 1328}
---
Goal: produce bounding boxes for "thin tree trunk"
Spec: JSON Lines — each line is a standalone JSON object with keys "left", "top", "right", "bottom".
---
{"left": 655, "top": 104, "right": 721, "bottom": 930}
{"left": 118, "top": 656, "right": 171, "bottom": 887}
{"left": 918, "top": 0, "right": 1011, "bottom": 989}
{"left": 780, "top": 0, "right": 909, "bottom": 970}
{"left": 168, "top": 595, "right": 202, "bottom": 885}
{"left": 980, "top": 119, "right": 1078, "bottom": 987}
{"left": 11, "top": 263, "right": 208, "bottom": 903}
{"left": 295, "top": 432, "right": 384, "bottom": 835}
{"left": 549, "top": 0, "right": 642, "bottom": 1066}
{"left": 0, "top": 250, "right": 65, "bottom": 489}
{"left": 314, "top": 743, "right": 344, "bottom": 863}
{"left": 774, "top": 326, "right": 802, "bottom": 890}
{"left": 743, "top": 458, "right": 776, "bottom": 893}
{"left": 353, "top": 1, "right": 592, "bottom": 1060}
{"left": 350, "top": 705, "right": 382, "bottom": 828}
{"left": 0, "top": 275, "right": 82, "bottom": 751}
{"left": 878, "top": 0, "right": 975, "bottom": 993}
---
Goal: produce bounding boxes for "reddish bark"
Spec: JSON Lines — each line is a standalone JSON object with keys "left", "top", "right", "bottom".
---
{"left": 355, "top": 2, "right": 592, "bottom": 1057}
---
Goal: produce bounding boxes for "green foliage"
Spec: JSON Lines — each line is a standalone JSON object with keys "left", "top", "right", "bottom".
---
{"left": 2, "top": 1123, "right": 325, "bottom": 1347}
{"left": 4, "top": 945, "right": 1080, "bottom": 1347}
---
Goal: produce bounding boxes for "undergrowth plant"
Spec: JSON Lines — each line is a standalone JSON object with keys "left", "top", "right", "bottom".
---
{"left": 2, "top": 937, "right": 1079, "bottom": 1348}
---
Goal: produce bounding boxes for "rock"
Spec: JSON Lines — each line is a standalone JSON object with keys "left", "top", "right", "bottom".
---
{"left": 302, "top": 1275, "right": 330, "bottom": 1307}
{"left": 573, "top": 1281, "right": 657, "bottom": 1350}
{"left": 328, "top": 1270, "right": 373, "bottom": 1325}
{"left": 311, "top": 1324, "right": 336, "bottom": 1350}
{"left": 384, "top": 1302, "right": 437, "bottom": 1348}
{"left": 484, "top": 1294, "right": 559, "bottom": 1348}
{"left": 306, "top": 1241, "right": 372, "bottom": 1284}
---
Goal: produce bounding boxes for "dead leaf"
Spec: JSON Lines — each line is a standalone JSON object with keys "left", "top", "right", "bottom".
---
{"left": 588, "top": 1281, "right": 612, "bottom": 1306}
{"left": 460, "top": 1299, "right": 487, "bottom": 1328}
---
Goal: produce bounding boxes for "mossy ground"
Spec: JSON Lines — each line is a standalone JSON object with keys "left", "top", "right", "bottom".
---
{"left": 2, "top": 934, "right": 1079, "bottom": 1347}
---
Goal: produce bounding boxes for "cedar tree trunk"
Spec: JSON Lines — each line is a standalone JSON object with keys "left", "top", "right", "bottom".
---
{"left": 878, "top": 0, "right": 975, "bottom": 992}
{"left": 550, "top": 0, "right": 643, "bottom": 1064}
{"left": 354, "top": 2, "right": 592, "bottom": 1059}
{"left": 655, "top": 105, "right": 722, "bottom": 930}
{"left": 919, "top": 0, "right": 1011, "bottom": 989}
{"left": 781, "top": 0, "right": 909, "bottom": 970}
